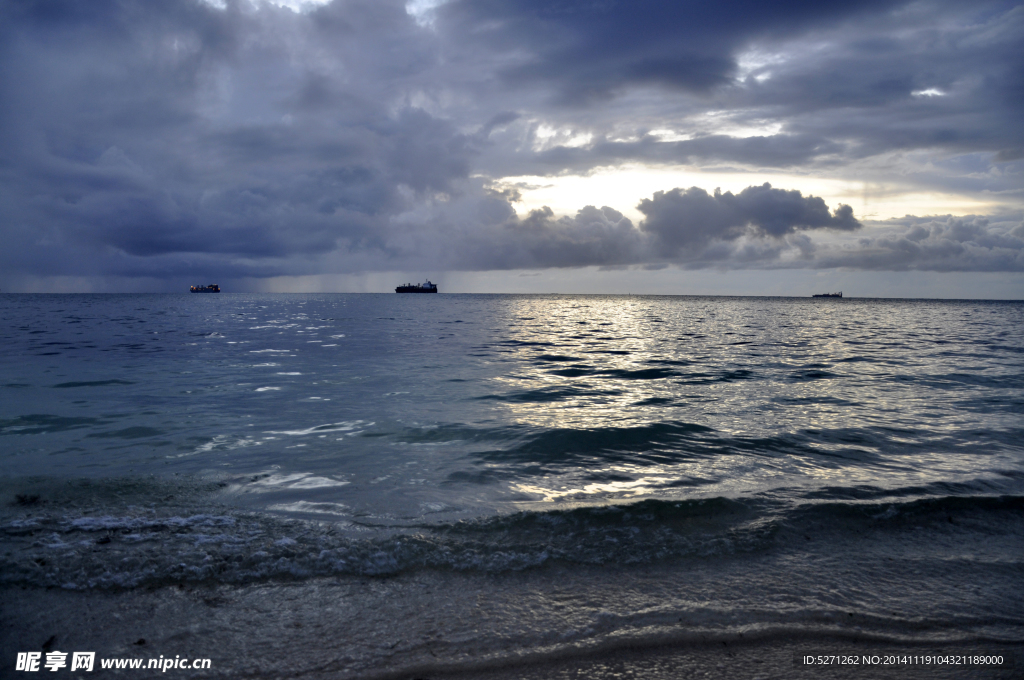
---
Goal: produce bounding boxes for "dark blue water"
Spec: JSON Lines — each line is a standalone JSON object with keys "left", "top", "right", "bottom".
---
{"left": 2, "top": 293, "right": 1022, "bottom": 675}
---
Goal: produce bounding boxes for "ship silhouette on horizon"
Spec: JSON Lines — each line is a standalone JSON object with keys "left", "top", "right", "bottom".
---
{"left": 395, "top": 280, "right": 438, "bottom": 293}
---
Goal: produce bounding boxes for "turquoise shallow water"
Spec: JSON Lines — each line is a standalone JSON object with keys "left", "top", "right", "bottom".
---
{"left": 2, "top": 293, "right": 1023, "bottom": 674}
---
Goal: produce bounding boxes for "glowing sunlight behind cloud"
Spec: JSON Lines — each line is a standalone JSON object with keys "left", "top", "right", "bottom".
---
{"left": 494, "top": 167, "right": 1003, "bottom": 227}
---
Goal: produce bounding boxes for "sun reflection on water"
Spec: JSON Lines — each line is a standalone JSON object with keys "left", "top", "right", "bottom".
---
{"left": 451, "top": 294, "right": 989, "bottom": 506}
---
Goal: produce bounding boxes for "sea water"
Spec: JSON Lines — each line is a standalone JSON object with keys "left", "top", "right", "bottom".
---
{"left": 1, "top": 293, "right": 1022, "bottom": 677}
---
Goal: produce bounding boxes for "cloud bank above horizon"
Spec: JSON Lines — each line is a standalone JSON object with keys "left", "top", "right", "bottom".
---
{"left": 1, "top": 0, "right": 1022, "bottom": 293}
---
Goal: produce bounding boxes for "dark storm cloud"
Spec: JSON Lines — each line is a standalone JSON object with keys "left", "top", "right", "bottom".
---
{"left": 0, "top": 0, "right": 471, "bottom": 280}
{"left": 475, "top": 204, "right": 646, "bottom": 269}
{"left": 454, "top": 0, "right": 1023, "bottom": 176}
{"left": 737, "top": 7, "right": 1024, "bottom": 162}
{"left": 637, "top": 183, "right": 859, "bottom": 254}
{"left": 528, "top": 134, "right": 843, "bottom": 174}
{"left": 0, "top": 0, "right": 1021, "bottom": 288}
{"left": 436, "top": 0, "right": 901, "bottom": 104}
{"left": 813, "top": 215, "right": 1024, "bottom": 272}
{"left": 659, "top": 210, "right": 1024, "bottom": 272}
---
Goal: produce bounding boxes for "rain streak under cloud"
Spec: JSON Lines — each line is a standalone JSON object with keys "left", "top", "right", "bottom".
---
{"left": 0, "top": 0, "right": 1022, "bottom": 293}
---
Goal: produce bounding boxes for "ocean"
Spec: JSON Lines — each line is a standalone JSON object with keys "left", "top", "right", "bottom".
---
{"left": 2, "top": 293, "right": 1022, "bottom": 679}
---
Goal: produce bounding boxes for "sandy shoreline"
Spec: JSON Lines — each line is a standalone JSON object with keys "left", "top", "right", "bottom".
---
{"left": 4, "top": 577, "right": 1019, "bottom": 680}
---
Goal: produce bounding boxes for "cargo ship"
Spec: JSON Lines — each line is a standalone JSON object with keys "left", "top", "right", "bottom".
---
{"left": 190, "top": 284, "right": 221, "bottom": 293}
{"left": 812, "top": 291, "right": 842, "bottom": 298}
{"left": 395, "top": 280, "right": 438, "bottom": 293}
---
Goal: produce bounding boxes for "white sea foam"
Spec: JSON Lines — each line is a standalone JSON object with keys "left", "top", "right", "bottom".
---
{"left": 264, "top": 420, "right": 370, "bottom": 436}
{"left": 268, "top": 501, "right": 352, "bottom": 516}
{"left": 247, "top": 472, "right": 349, "bottom": 490}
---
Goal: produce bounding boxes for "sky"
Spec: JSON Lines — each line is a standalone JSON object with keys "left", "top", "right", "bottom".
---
{"left": 1, "top": 0, "right": 1022, "bottom": 297}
